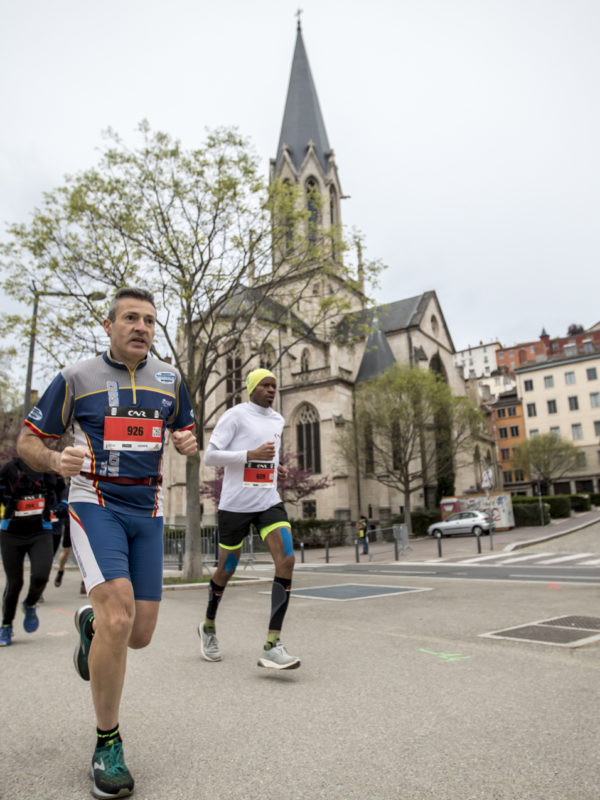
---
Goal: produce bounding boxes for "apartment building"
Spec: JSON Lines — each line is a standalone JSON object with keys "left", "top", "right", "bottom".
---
{"left": 514, "top": 348, "right": 600, "bottom": 493}
{"left": 454, "top": 341, "right": 500, "bottom": 380}
{"left": 492, "top": 390, "right": 529, "bottom": 492}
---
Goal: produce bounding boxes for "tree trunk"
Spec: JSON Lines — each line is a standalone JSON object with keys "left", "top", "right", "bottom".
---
{"left": 403, "top": 485, "right": 413, "bottom": 535}
{"left": 183, "top": 453, "right": 204, "bottom": 579}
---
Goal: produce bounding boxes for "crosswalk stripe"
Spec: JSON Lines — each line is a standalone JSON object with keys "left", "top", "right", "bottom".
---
{"left": 537, "top": 553, "right": 595, "bottom": 565}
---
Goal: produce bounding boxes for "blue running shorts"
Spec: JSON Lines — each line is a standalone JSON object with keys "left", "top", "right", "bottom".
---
{"left": 69, "top": 503, "right": 164, "bottom": 601}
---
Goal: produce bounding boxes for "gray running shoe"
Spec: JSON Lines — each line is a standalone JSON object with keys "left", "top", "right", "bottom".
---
{"left": 257, "top": 641, "right": 301, "bottom": 670}
{"left": 198, "top": 624, "right": 222, "bottom": 662}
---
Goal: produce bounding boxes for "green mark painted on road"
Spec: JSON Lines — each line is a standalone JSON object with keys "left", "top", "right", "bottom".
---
{"left": 419, "top": 648, "right": 471, "bottom": 662}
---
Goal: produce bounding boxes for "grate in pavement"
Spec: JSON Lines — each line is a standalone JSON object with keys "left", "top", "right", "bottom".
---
{"left": 481, "top": 615, "right": 600, "bottom": 648}
{"left": 539, "top": 615, "right": 600, "bottom": 631}
{"left": 289, "top": 583, "right": 431, "bottom": 601}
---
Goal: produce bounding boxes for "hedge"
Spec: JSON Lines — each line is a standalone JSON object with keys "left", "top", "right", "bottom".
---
{"left": 513, "top": 501, "right": 550, "bottom": 527}
{"left": 513, "top": 494, "right": 571, "bottom": 518}
{"left": 390, "top": 509, "right": 442, "bottom": 537}
{"left": 289, "top": 518, "right": 347, "bottom": 548}
{"left": 591, "top": 493, "right": 600, "bottom": 507}
{"left": 570, "top": 494, "right": 591, "bottom": 512}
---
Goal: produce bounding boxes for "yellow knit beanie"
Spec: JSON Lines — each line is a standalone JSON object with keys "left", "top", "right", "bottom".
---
{"left": 246, "top": 368, "right": 276, "bottom": 397}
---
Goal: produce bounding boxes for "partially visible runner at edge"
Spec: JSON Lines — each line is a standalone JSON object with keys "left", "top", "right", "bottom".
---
{"left": 199, "top": 367, "right": 300, "bottom": 670}
{"left": 17, "top": 287, "right": 197, "bottom": 800}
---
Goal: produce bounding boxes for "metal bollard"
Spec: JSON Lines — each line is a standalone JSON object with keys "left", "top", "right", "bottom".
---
{"left": 177, "top": 540, "right": 183, "bottom": 571}
{"left": 436, "top": 531, "right": 442, "bottom": 558}
{"left": 475, "top": 530, "right": 482, "bottom": 554}
{"left": 325, "top": 539, "right": 329, "bottom": 563}
{"left": 394, "top": 535, "right": 399, "bottom": 561}
{"left": 354, "top": 539, "right": 360, "bottom": 563}
{"left": 300, "top": 541, "right": 305, "bottom": 563}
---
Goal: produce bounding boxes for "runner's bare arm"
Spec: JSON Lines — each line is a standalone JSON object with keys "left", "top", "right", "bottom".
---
{"left": 17, "top": 428, "right": 91, "bottom": 477}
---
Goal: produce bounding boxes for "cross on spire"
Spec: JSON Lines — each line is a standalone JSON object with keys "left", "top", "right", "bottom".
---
{"left": 296, "top": 8, "right": 303, "bottom": 30}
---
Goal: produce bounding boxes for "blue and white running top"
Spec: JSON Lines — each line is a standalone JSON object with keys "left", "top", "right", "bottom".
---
{"left": 24, "top": 350, "right": 194, "bottom": 517}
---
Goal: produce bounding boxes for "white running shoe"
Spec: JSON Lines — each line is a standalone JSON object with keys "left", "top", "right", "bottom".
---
{"left": 198, "top": 624, "right": 222, "bottom": 662}
{"left": 257, "top": 641, "right": 301, "bottom": 670}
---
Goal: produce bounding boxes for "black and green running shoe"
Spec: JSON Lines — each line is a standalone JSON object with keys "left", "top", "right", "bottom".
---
{"left": 90, "top": 738, "right": 134, "bottom": 799}
{"left": 73, "top": 604, "right": 94, "bottom": 681}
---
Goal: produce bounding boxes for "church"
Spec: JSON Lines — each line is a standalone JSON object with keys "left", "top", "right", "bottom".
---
{"left": 164, "top": 22, "right": 488, "bottom": 527}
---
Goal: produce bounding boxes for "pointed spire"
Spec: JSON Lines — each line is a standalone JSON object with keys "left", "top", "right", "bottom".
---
{"left": 275, "top": 22, "right": 331, "bottom": 175}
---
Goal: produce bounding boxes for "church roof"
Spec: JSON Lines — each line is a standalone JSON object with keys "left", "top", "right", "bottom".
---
{"left": 336, "top": 291, "right": 437, "bottom": 342}
{"left": 275, "top": 23, "right": 331, "bottom": 175}
{"left": 217, "top": 285, "right": 316, "bottom": 340}
{"left": 355, "top": 328, "right": 397, "bottom": 384}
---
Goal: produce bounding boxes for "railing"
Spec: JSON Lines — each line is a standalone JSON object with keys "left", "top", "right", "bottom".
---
{"left": 163, "top": 526, "right": 271, "bottom": 571}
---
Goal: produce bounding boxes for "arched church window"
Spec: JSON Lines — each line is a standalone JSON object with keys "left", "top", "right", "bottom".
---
{"left": 329, "top": 185, "right": 337, "bottom": 226}
{"left": 260, "top": 343, "right": 275, "bottom": 370}
{"left": 300, "top": 349, "right": 310, "bottom": 373}
{"left": 282, "top": 178, "right": 294, "bottom": 255}
{"left": 305, "top": 177, "right": 319, "bottom": 246}
{"left": 431, "top": 314, "right": 439, "bottom": 336}
{"left": 296, "top": 403, "right": 321, "bottom": 473}
{"left": 226, "top": 349, "right": 243, "bottom": 408}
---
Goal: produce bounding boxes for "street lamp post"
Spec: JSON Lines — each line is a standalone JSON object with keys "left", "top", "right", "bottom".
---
{"left": 23, "top": 285, "right": 106, "bottom": 416}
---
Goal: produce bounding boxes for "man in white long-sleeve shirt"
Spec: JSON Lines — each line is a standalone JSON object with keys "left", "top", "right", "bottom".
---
{"left": 199, "top": 368, "right": 300, "bottom": 670}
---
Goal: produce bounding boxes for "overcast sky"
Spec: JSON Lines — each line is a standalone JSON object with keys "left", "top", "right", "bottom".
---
{"left": 1, "top": 0, "right": 599, "bottom": 360}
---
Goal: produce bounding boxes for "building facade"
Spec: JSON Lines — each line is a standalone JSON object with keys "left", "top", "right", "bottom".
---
{"left": 163, "top": 23, "right": 489, "bottom": 526}
{"left": 514, "top": 348, "right": 600, "bottom": 493}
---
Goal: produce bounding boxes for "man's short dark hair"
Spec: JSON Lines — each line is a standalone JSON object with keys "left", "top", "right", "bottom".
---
{"left": 107, "top": 287, "right": 156, "bottom": 321}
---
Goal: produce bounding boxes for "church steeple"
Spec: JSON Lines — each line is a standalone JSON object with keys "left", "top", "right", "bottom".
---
{"left": 275, "top": 20, "right": 331, "bottom": 175}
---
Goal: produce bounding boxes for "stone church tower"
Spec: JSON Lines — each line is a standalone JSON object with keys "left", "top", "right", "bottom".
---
{"left": 163, "top": 22, "right": 488, "bottom": 528}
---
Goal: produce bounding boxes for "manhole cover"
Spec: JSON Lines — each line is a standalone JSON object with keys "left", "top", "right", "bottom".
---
{"left": 481, "top": 615, "right": 600, "bottom": 648}
{"left": 289, "top": 583, "right": 431, "bottom": 601}
{"left": 540, "top": 615, "right": 600, "bottom": 631}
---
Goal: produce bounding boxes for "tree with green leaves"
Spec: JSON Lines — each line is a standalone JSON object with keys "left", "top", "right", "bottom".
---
{"left": 511, "top": 433, "right": 581, "bottom": 494}
{"left": 337, "top": 364, "right": 485, "bottom": 533}
{"left": 0, "top": 122, "right": 381, "bottom": 577}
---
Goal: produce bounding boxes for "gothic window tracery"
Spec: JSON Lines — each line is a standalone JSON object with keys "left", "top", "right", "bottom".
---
{"left": 296, "top": 403, "right": 321, "bottom": 473}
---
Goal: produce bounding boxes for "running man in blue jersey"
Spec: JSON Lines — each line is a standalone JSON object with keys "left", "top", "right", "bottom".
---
{"left": 17, "top": 287, "right": 197, "bottom": 799}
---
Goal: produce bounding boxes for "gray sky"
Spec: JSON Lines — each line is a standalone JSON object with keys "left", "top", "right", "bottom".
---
{"left": 1, "top": 0, "right": 599, "bottom": 359}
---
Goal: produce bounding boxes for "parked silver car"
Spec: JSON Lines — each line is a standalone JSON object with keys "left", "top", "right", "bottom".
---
{"left": 427, "top": 510, "right": 493, "bottom": 537}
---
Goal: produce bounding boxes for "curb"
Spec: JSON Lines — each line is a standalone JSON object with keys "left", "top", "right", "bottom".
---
{"left": 503, "top": 515, "right": 600, "bottom": 552}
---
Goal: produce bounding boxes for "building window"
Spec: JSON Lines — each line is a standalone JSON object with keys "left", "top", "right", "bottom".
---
{"left": 568, "top": 396, "right": 579, "bottom": 411}
{"left": 226, "top": 352, "right": 243, "bottom": 408}
{"left": 296, "top": 404, "right": 321, "bottom": 473}
{"left": 547, "top": 399, "right": 557, "bottom": 414}
{"left": 510, "top": 425, "right": 519, "bottom": 437}
{"left": 587, "top": 367, "right": 597, "bottom": 381}
{"left": 524, "top": 380, "right": 533, "bottom": 391}
{"left": 302, "top": 500, "right": 317, "bottom": 519}
{"left": 544, "top": 375, "right": 554, "bottom": 388}
{"left": 565, "top": 371, "right": 575, "bottom": 385}
{"left": 575, "top": 452, "right": 587, "bottom": 468}
{"left": 259, "top": 343, "right": 275, "bottom": 370}
{"left": 590, "top": 392, "right": 600, "bottom": 408}
{"left": 305, "top": 177, "right": 320, "bottom": 246}
{"left": 503, "top": 470, "right": 513, "bottom": 483}
{"left": 526, "top": 403, "right": 536, "bottom": 417}
{"left": 550, "top": 426, "right": 560, "bottom": 437}
{"left": 508, "top": 406, "right": 516, "bottom": 417}
{"left": 499, "top": 427, "right": 508, "bottom": 439}
{"left": 497, "top": 408, "right": 506, "bottom": 418}
{"left": 594, "top": 421, "right": 600, "bottom": 437}
{"left": 514, "top": 469, "right": 525, "bottom": 481}
{"left": 530, "top": 429, "right": 539, "bottom": 436}
{"left": 500, "top": 448, "right": 510, "bottom": 460}
{"left": 571, "top": 423, "right": 583, "bottom": 440}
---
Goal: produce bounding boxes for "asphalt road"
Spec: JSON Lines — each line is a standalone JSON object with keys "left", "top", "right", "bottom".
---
{"left": 2, "top": 514, "right": 600, "bottom": 800}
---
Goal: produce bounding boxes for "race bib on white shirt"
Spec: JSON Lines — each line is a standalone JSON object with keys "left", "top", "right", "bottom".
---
{"left": 242, "top": 461, "right": 275, "bottom": 488}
